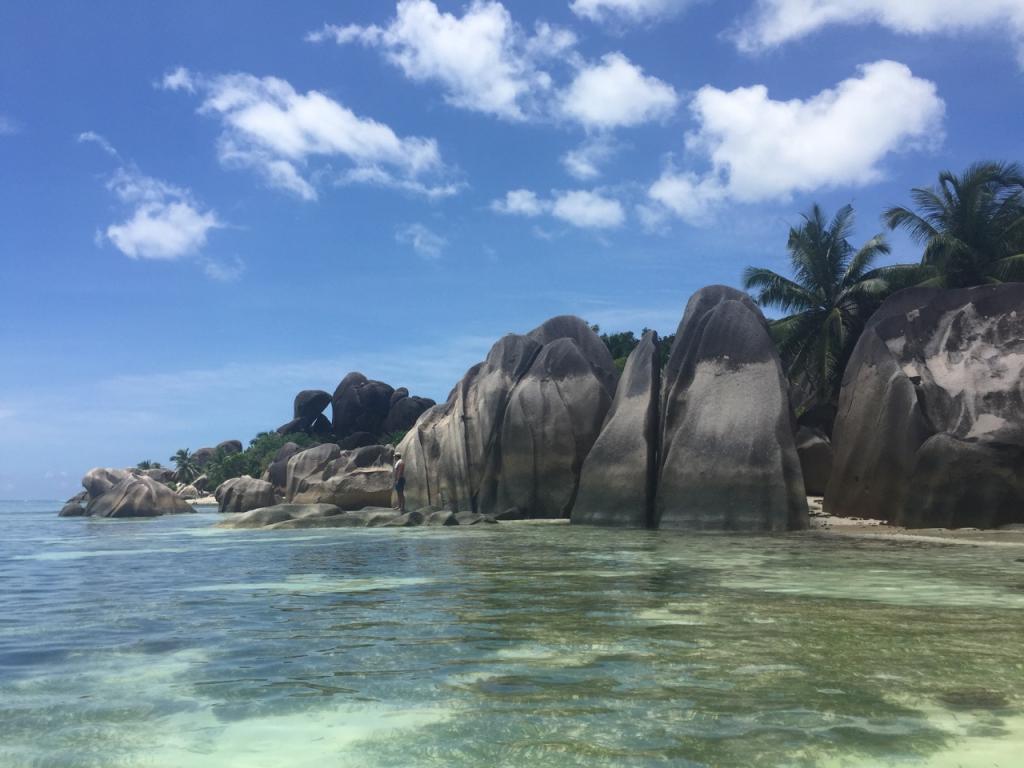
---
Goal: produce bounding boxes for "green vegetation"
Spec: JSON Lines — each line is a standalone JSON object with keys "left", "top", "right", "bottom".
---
{"left": 884, "top": 161, "right": 1024, "bottom": 288}
{"left": 384, "top": 430, "right": 409, "bottom": 447}
{"left": 135, "top": 460, "right": 162, "bottom": 470}
{"left": 743, "top": 203, "right": 895, "bottom": 407}
{"left": 591, "top": 326, "right": 675, "bottom": 371}
{"left": 199, "top": 431, "right": 321, "bottom": 489}
{"left": 170, "top": 449, "right": 200, "bottom": 483}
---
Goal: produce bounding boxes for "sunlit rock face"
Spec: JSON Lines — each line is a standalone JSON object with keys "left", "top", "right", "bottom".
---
{"left": 215, "top": 477, "right": 275, "bottom": 514}
{"left": 88, "top": 475, "right": 195, "bottom": 518}
{"left": 828, "top": 284, "right": 1024, "bottom": 528}
{"left": 398, "top": 317, "right": 615, "bottom": 517}
{"left": 572, "top": 331, "right": 660, "bottom": 528}
{"left": 286, "top": 444, "right": 394, "bottom": 510}
{"left": 655, "top": 286, "right": 808, "bottom": 531}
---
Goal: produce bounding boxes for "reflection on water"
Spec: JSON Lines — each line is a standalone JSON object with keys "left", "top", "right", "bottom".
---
{"left": 1, "top": 501, "right": 1022, "bottom": 767}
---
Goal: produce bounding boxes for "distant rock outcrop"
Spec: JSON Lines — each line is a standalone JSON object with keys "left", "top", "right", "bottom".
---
{"left": 656, "top": 286, "right": 807, "bottom": 531}
{"left": 827, "top": 285, "right": 1024, "bottom": 527}
{"left": 293, "top": 389, "right": 331, "bottom": 426}
{"left": 332, "top": 373, "right": 395, "bottom": 439}
{"left": 216, "top": 440, "right": 243, "bottom": 455}
{"left": 572, "top": 331, "right": 660, "bottom": 527}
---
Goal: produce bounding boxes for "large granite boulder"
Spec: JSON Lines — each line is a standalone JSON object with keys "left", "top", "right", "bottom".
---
{"left": 192, "top": 474, "right": 210, "bottom": 493}
{"left": 495, "top": 338, "right": 613, "bottom": 518}
{"left": 332, "top": 373, "right": 395, "bottom": 438}
{"left": 294, "top": 389, "right": 331, "bottom": 424}
{"left": 81, "top": 467, "right": 133, "bottom": 499}
{"left": 795, "top": 427, "right": 833, "bottom": 497}
{"left": 287, "top": 444, "right": 395, "bottom": 509}
{"left": 276, "top": 417, "right": 307, "bottom": 435}
{"left": 177, "top": 484, "right": 200, "bottom": 500}
{"left": 87, "top": 475, "right": 195, "bottom": 518}
{"left": 59, "top": 501, "right": 87, "bottom": 517}
{"left": 192, "top": 447, "right": 216, "bottom": 468}
{"left": 338, "top": 431, "right": 378, "bottom": 450}
{"left": 827, "top": 285, "right": 1024, "bottom": 527}
{"left": 220, "top": 503, "right": 343, "bottom": 529}
{"left": 383, "top": 395, "right": 435, "bottom": 434}
{"left": 138, "top": 468, "right": 176, "bottom": 484}
{"left": 655, "top": 286, "right": 807, "bottom": 531}
{"left": 216, "top": 440, "right": 243, "bottom": 455}
{"left": 527, "top": 315, "right": 619, "bottom": 397}
{"left": 267, "top": 442, "right": 302, "bottom": 489}
{"left": 572, "top": 331, "right": 660, "bottom": 527}
{"left": 215, "top": 476, "right": 276, "bottom": 514}
{"left": 397, "top": 334, "right": 542, "bottom": 513}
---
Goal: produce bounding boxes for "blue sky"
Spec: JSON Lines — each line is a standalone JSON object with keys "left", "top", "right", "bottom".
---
{"left": 2, "top": 0, "right": 1023, "bottom": 498}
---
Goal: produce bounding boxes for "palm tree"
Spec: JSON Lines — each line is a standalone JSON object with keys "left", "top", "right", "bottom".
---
{"left": 136, "top": 460, "right": 161, "bottom": 470}
{"left": 885, "top": 161, "right": 1024, "bottom": 287}
{"left": 170, "top": 448, "right": 200, "bottom": 483}
{"left": 743, "top": 203, "right": 896, "bottom": 408}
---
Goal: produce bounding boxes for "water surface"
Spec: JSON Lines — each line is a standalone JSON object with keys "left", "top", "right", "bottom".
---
{"left": 2, "top": 500, "right": 1023, "bottom": 767}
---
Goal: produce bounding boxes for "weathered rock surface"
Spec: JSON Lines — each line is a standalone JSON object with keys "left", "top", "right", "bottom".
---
{"left": 82, "top": 467, "right": 133, "bottom": 499}
{"left": 383, "top": 395, "right": 435, "bottom": 434}
{"left": 496, "top": 338, "right": 613, "bottom": 518}
{"left": 827, "top": 285, "right": 1024, "bottom": 527}
{"left": 338, "top": 431, "right": 378, "bottom": 450}
{"left": 215, "top": 476, "right": 276, "bottom": 514}
{"left": 572, "top": 331, "right": 660, "bottom": 527}
{"left": 192, "top": 474, "right": 210, "bottom": 493}
{"left": 276, "top": 418, "right": 307, "bottom": 435}
{"left": 287, "top": 444, "right": 395, "bottom": 509}
{"left": 138, "top": 468, "right": 176, "bottom": 484}
{"left": 795, "top": 427, "right": 833, "bottom": 497}
{"left": 177, "top": 484, "right": 200, "bottom": 500}
{"left": 59, "top": 501, "right": 87, "bottom": 517}
{"left": 656, "top": 286, "right": 807, "bottom": 531}
{"left": 216, "top": 504, "right": 475, "bottom": 530}
{"left": 192, "top": 447, "right": 216, "bottom": 467}
{"left": 220, "top": 503, "right": 343, "bottom": 529}
{"left": 293, "top": 389, "right": 331, "bottom": 424}
{"left": 332, "top": 373, "right": 395, "bottom": 438}
{"left": 267, "top": 442, "right": 302, "bottom": 489}
{"left": 87, "top": 475, "right": 195, "bottom": 518}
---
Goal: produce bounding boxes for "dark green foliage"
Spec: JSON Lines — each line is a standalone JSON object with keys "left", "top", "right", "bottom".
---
{"left": 743, "top": 203, "right": 897, "bottom": 408}
{"left": 384, "top": 430, "right": 408, "bottom": 447}
{"left": 592, "top": 325, "right": 674, "bottom": 370}
{"left": 202, "top": 431, "right": 321, "bottom": 489}
{"left": 170, "top": 449, "right": 200, "bottom": 483}
{"left": 885, "top": 161, "right": 1024, "bottom": 287}
{"left": 135, "top": 460, "right": 161, "bottom": 470}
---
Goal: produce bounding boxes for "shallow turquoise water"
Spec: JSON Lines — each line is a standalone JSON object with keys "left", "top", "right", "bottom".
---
{"left": 2, "top": 500, "right": 1023, "bottom": 767}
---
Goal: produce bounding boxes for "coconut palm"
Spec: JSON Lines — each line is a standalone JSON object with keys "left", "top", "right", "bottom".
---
{"left": 170, "top": 448, "right": 200, "bottom": 483}
{"left": 885, "top": 161, "right": 1024, "bottom": 287}
{"left": 743, "top": 203, "right": 897, "bottom": 408}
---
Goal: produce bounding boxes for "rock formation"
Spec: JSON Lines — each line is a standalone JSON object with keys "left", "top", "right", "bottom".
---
{"left": 87, "top": 475, "right": 194, "bottom": 518}
{"left": 215, "top": 476, "right": 276, "bottom": 514}
{"left": 293, "top": 389, "right": 331, "bottom": 426}
{"left": 286, "top": 444, "right": 394, "bottom": 509}
{"left": 795, "top": 427, "right": 833, "bottom": 497}
{"left": 332, "top": 373, "right": 395, "bottom": 439}
{"left": 572, "top": 331, "right": 660, "bottom": 527}
{"left": 655, "top": 286, "right": 807, "bottom": 531}
{"left": 827, "top": 285, "right": 1024, "bottom": 527}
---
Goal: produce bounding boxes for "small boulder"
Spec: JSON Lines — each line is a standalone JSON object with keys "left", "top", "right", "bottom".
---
{"left": 177, "top": 484, "right": 200, "bottom": 500}
{"left": 215, "top": 476, "right": 276, "bottom": 514}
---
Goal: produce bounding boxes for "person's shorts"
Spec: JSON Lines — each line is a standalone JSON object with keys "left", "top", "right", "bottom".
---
{"left": 395, "top": 478, "right": 406, "bottom": 492}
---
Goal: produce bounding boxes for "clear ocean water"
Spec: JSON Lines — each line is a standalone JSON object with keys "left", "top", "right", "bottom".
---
{"left": 1, "top": 499, "right": 1023, "bottom": 767}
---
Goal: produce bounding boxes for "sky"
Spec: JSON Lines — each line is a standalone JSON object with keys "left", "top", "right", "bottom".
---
{"left": 2, "top": 0, "right": 1023, "bottom": 498}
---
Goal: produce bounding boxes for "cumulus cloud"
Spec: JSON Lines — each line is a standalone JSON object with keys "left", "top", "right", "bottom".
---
{"left": 570, "top": 0, "right": 694, "bottom": 24}
{"left": 736, "top": 0, "right": 1024, "bottom": 63}
{"left": 396, "top": 222, "right": 447, "bottom": 258}
{"left": 104, "top": 168, "right": 222, "bottom": 260}
{"left": 159, "top": 66, "right": 196, "bottom": 93}
{"left": 561, "top": 136, "right": 618, "bottom": 180}
{"left": 560, "top": 52, "right": 678, "bottom": 129}
{"left": 492, "top": 188, "right": 625, "bottom": 229}
{"left": 162, "top": 68, "right": 454, "bottom": 200}
{"left": 307, "top": 0, "right": 575, "bottom": 121}
{"left": 646, "top": 60, "right": 944, "bottom": 224}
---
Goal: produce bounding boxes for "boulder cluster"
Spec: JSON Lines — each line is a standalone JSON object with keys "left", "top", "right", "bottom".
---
{"left": 59, "top": 467, "right": 195, "bottom": 518}
{"left": 274, "top": 375, "right": 435, "bottom": 446}
{"left": 400, "top": 287, "right": 809, "bottom": 531}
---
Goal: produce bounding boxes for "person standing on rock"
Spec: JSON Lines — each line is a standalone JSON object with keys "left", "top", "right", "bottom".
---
{"left": 393, "top": 452, "right": 406, "bottom": 512}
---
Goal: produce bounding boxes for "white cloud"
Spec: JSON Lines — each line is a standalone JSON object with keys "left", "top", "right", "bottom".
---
{"left": 77, "top": 130, "right": 119, "bottom": 157}
{"left": 396, "top": 223, "right": 447, "bottom": 258}
{"left": 552, "top": 189, "right": 625, "bottom": 228}
{"left": 736, "top": 0, "right": 1024, "bottom": 63}
{"left": 570, "top": 0, "right": 693, "bottom": 24}
{"left": 202, "top": 256, "right": 246, "bottom": 282}
{"left": 164, "top": 68, "right": 453, "bottom": 200}
{"left": 493, "top": 188, "right": 625, "bottom": 229}
{"left": 560, "top": 52, "right": 678, "bottom": 129}
{"left": 104, "top": 167, "right": 222, "bottom": 260}
{"left": 159, "top": 66, "right": 196, "bottom": 93}
{"left": 0, "top": 114, "right": 18, "bottom": 135}
{"left": 308, "top": 1, "right": 575, "bottom": 121}
{"left": 562, "top": 135, "right": 618, "bottom": 180}
{"left": 491, "top": 188, "right": 546, "bottom": 216}
{"left": 647, "top": 60, "right": 944, "bottom": 224}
